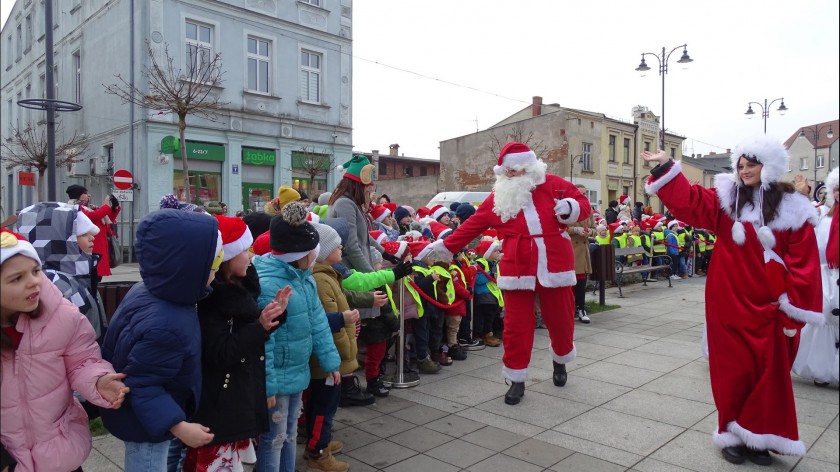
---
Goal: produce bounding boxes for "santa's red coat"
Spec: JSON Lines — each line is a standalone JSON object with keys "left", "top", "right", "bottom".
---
{"left": 647, "top": 161, "right": 822, "bottom": 455}
{"left": 442, "top": 174, "right": 590, "bottom": 290}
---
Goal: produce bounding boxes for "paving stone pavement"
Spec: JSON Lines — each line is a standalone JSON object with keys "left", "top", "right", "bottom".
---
{"left": 84, "top": 274, "right": 840, "bottom": 471}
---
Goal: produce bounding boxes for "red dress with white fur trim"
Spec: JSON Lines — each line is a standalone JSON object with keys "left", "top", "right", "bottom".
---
{"left": 647, "top": 161, "right": 822, "bottom": 456}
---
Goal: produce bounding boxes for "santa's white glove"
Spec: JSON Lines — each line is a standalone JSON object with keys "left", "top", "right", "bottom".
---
{"left": 782, "top": 328, "right": 797, "bottom": 338}
{"left": 554, "top": 198, "right": 580, "bottom": 224}
{"left": 554, "top": 199, "right": 572, "bottom": 218}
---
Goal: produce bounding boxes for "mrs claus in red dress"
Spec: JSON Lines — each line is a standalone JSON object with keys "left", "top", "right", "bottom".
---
{"left": 643, "top": 135, "right": 823, "bottom": 466}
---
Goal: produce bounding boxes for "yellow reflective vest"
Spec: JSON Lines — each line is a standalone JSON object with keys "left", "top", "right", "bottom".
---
{"left": 475, "top": 258, "right": 504, "bottom": 307}
{"left": 652, "top": 230, "right": 667, "bottom": 254}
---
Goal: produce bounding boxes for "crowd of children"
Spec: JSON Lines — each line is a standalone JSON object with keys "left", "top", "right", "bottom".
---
{"left": 11, "top": 148, "right": 839, "bottom": 472}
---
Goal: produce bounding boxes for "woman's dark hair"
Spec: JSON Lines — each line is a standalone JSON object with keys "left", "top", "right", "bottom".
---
{"left": 329, "top": 178, "right": 367, "bottom": 208}
{"left": 378, "top": 194, "right": 391, "bottom": 203}
{"left": 733, "top": 156, "right": 795, "bottom": 225}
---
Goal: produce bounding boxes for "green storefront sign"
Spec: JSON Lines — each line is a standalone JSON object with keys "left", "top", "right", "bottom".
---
{"left": 242, "top": 148, "right": 276, "bottom": 166}
{"left": 161, "top": 136, "right": 225, "bottom": 162}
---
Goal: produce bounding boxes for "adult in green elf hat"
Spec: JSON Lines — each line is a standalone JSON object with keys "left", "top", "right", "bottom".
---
{"left": 338, "top": 154, "right": 376, "bottom": 186}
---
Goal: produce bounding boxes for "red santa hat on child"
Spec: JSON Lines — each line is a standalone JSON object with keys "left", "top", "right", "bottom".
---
{"left": 426, "top": 220, "right": 452, "bottom": 240}
{"left": 493, "top": 142, "right": 538, "bottom": 176}
{"left": 476, "top": 239, "right": 501, "bottom": 260}
{"left": 0, "top": 229, "right": 40, "bottom": 266}
{"left": 252, "top": 231, "right": 271, "bottom": 256}
{"left": 619, "top": 195, "right": 631, "bottom": 205}
{"left": 369, "top": 204, "right": 391, "bottom": 223}
{"left": 407, "top": 240, "right": 430, "bottom": 259}
{"left": 215, "top": 215, "right": 254, "bottom": 262}
{"left": 382, "top": 202, "right": 397, "bottom": 215}
{"left": 307, "top": 212, "right": 320, "bottom": 224}
{"left": 481, "top": 229, "right": 498, "bottom": 241}
{"left": 381, "top": 240, "right": 409, "bottom": 260}
{"left": 430, "top": 205, "right": 449, "bottom": 221}
{"left": 416, "top": 207, "right": 431, "bottom": 219}
{"left": 667, "top": 220, "right": 680, "bottom": 230}
{"left": 369, "top": 230, "right": 386, "bottom": 244}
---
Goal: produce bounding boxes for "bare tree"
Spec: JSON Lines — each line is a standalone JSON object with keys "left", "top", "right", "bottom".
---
{"left": 486, "top": 123, "right": 548, "bottom": 160}
{"left": 294, "top": 147, "right": 335, "bottom": 195}
{"left": 1, "top": 122, "right": 86, "bottom": 200}
{"left": 104, "top": 42, "right": 227, "bottom": 203}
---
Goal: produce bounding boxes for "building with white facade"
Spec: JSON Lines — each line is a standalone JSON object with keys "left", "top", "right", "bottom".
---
{"left": 2, "top": 0, "right": 353, "bottom": 230}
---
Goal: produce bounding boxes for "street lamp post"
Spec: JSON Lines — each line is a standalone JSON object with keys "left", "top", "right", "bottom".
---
{"left": 744, "top": 98, "right": 788, "bottom": 134}
{"left": 569, "top": 153, "right": 583, "bottom": 184}
{"left": 798, "top": 124, "right": 834, "bottom": 189}
{"left": 635, "top": 45, "right": 694, "bottom": 150}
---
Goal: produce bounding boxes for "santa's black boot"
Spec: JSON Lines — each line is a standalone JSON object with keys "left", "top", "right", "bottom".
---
{"left": 504, "top": 382, "right": 525, "bottom": 405}
{"left": 553, "top": 362, "right": 568, "bottom": 387}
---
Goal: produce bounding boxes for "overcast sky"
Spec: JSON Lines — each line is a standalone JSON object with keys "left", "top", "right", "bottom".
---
{"left": 4, "top": 0, "right": 838, "bottom": 160}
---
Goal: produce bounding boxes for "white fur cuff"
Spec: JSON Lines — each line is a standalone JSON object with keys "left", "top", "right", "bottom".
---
{"left": 778, "top": 293, "right": 825, "bottom": 326}
{"left": 552, "top": 344, "right": 576, "bottom": 364}
{"left": 555, "top": 198, "right": 580, "bottom": 224}
{"left": 502, "top": 366, "right": 528, "bottom": 383}
{"left": 645, "top": 160, "right": 683, "bottom": 195}
{"left": 727, "top": 421, "right": 807, "bottom": 456}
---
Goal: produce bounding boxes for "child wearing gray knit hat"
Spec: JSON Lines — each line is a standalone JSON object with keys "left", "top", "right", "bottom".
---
{"left": 313, "top": 223, "right": 342, "bottom": 263}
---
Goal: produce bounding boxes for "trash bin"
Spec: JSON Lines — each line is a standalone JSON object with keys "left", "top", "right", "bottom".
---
{"left": 591, "top": 245, "right": 615, "bottom": 283}
{"left": 98, "top": 282, "right": 137, "bottom": 322}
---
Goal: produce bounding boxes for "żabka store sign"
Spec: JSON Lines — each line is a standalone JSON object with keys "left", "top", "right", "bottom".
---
{"left": 242, "top": 148, "right": 276, "bottom": 166}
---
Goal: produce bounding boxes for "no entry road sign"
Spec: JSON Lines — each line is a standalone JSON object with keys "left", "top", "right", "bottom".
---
{"left": 113, "top": 170, "right": 134, "bottom": 190}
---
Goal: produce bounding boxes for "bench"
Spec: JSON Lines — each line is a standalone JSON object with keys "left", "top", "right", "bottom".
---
{"left": 97, "top": 281, "right": 138, "bottom": 322}
{"left": 614, "top": 247, "right": 672, "bottom": 297}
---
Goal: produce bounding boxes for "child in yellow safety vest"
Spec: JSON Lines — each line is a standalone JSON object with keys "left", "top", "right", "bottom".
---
{"left": 473, "top": 239, "right": 504, "bottom": 348}
{"left": 404, "top": 241, "right": 452, "bottom": 373}
{"left": 443, "top": 251, "right": 472, "bottom": 361}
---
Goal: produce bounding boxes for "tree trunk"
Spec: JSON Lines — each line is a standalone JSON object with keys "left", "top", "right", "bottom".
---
{"left": 37, "top": 170, "right": 46, "bottom": 202}
{"left": 178, "top": 114, "right": 191, "bottom": 204}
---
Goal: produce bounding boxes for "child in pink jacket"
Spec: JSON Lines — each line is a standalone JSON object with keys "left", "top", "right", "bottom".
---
{"left": 0, "top": 229, "right": 129, "bottom": 472}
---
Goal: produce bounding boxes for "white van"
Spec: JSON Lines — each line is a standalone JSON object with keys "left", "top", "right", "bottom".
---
{"left": 427, "top": 191, "right": 490, "bottom": 209}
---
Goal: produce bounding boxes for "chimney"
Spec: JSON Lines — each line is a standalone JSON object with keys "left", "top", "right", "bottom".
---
{"left": 726, "top": 148, "right": 731, "bottom": 153}
{"left": 389, "top": 144, "right": 399, "bottom": 156}
{"left": 532, "top": 96, "right": 543, "bottom": 117}
{"left": 709, "top": 151, "right": 716, "bottom": 155}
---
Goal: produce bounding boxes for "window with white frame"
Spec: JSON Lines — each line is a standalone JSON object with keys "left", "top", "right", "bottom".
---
{"left": 185, "top": 21, "right": 213, "bottom": 77}
{"left": 300, "top": 50, "right": 321, "bottom": 103}
{"left": 247, "top": 37, "right": 270, "bottom": 93}
{"left": 73, "top": 51, "right": 81, "bottom": 103}
{"left": 817, "top": 154, "right": 825, "bottom": 168}
{"left": 40, "top": 74, "right": 45, "bottom": 99}
{"left": 6, "top": 99, "right": 12, "bottom": 135}
{"left": 16, "top": 92, "right": 22, "bottom": 130}
{"left": 301, "top": 0, "right": 321, "bottom": 6}
{"left": 6, "top": 35, "right": 12, "bottom": 67}
{"left": 582, "top": 142, "right": 592, "bottom": 171}
{"left": 800, "top": 157, "right": 809, "bottom": 170}
{"left": 25, "top": 83, "right": 31, "bottom": 124}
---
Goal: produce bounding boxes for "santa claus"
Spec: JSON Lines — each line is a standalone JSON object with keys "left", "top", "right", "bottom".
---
{"left": 429, "top": 142, "right": 591, "bottom": 405}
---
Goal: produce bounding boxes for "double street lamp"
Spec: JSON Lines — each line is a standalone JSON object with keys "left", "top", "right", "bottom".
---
{"left": 744, "top": 98, "right": 787, "bottom": 134}
{"left": 797, "top": 124, "right": 834, "bottom": 188}
{"left": 635, "top": 44, "right": 694, "bottom": 150}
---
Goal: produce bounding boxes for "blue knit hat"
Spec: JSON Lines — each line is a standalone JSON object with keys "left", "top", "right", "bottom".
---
{"left": 394, "top": 206, "right": 411, "bottom": 223}
{"left": 455, "top": 203, "right": 476, "bottom": 223}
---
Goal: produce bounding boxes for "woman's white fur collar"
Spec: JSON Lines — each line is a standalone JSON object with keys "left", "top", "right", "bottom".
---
{"left": 714, "top": 173, "right": 818, "bottom": 247}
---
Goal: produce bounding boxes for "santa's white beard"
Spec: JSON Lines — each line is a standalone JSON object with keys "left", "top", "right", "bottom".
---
{"left": 493, "top": 162, "right": 546, "bottom": 222}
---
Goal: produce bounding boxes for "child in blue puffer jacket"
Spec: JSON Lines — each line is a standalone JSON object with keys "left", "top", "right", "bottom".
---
{"left": 252, "top": 202, "right": 341, "bottom": 472}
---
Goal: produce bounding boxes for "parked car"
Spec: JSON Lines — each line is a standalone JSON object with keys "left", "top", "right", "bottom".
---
{"left": 427, "top": 191, "right": 490, "bottom": 209}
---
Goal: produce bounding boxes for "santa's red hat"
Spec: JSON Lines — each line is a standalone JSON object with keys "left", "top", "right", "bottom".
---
{"left": 416, "top": 207, "right": 431, "bottom": 219}
{"left": 381, "top": 240, "right": 409, "bottom": 260}
{"left": 252, "top": 231, "right": 271, "bottom": 256}
{"left": 369, "top": 230, "right": 386, "bottom": 244}
{"left": 476, "top": 239, "right": 501, "bottom": 260}
{"left": 426, "top": 220, "right": 452, "bottom": 240}
{"left": 369, "top": 204, "right": 391, "bottom": 223}
{"left": 619, "top": 195, "right": 631, "bottom": 205}
{"left": 430, "top": 205, "right": 449, "bottom": 221}
{"left": 215, "top": 215, "right": 253, "bottom": 262}
{"left": 493, "top": 142, "right": 537, "bottom": 176}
